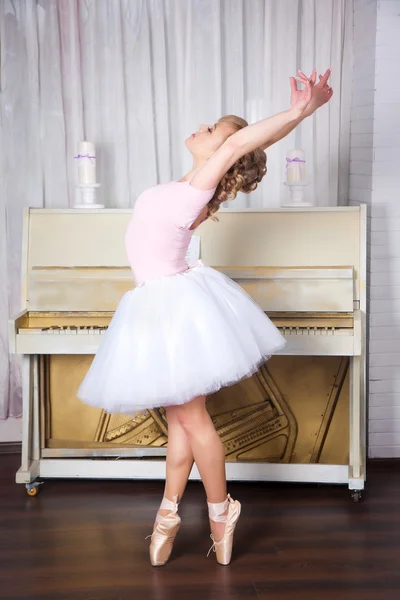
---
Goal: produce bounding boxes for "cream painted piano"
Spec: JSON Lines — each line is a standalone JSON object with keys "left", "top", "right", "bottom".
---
{"left": 10, "top": 206, "right": 367, "bottom": 501}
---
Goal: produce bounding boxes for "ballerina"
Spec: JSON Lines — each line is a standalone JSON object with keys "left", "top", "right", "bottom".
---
{"left": 78, "top": 68, "right": 333, "bottom": 566}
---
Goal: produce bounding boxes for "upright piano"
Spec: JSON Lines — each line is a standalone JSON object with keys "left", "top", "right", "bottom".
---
{"left": 9, "top": 206, "right": 367, "bottom": 501}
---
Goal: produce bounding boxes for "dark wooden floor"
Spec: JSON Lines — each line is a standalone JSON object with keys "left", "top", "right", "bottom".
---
{"left": 1, "top": 454, "right": 400, "bottom": 600}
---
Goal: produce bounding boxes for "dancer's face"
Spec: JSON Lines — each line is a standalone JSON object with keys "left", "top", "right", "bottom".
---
{"left": 185, "top": 121, "right": 236, "bottom": 161}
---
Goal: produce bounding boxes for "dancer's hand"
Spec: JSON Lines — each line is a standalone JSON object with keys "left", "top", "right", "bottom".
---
{"left": 291, "top": 69, "right": 333, "bottom": 118}
{"left": 289, "top": 70, "right": 314, "bottom": 115}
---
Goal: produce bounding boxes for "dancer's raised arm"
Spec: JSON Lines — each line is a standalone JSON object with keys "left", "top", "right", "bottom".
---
{"left": 191, "top": 68, "right": 332, "bottom": 191}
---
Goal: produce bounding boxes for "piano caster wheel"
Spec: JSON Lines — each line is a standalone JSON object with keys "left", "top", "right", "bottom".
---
{"left": 351, "top": 490, "right": 362, "bottom": 503}
{"left": 25, "top": 481, "right": 42, "bottom": 497}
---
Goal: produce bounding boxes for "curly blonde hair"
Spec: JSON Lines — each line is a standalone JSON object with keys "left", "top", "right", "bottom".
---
{"left": 206, "top": 115, "right": 267, "bottom": 219}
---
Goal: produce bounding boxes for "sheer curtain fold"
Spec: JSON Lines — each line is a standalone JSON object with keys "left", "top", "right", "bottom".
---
{"left": 0, "top": 0, "right": 353, "bottom": 419}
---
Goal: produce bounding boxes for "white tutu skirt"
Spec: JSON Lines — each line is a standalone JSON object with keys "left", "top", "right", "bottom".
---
{"left": 77, "top": 264, "right": 286, "bottom": 414}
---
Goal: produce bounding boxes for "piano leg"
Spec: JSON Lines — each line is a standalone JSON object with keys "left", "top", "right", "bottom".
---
{"left": 15, "top": 355, "right": 40, "bottom": 490}
{"left": 349, "top": 354, "right": 365, "bottom": 500}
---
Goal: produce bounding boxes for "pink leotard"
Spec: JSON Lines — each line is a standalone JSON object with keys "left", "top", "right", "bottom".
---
{"left": 125, "top": 180, "right": 217, "bottom": 284}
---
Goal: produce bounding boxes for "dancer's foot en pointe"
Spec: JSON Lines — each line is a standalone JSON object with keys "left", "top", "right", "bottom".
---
{"left": 207, "top": 494, "right": 241, "bottom": 565}
{"left": 148, "top": 495, "right": 181, "bottom": 566}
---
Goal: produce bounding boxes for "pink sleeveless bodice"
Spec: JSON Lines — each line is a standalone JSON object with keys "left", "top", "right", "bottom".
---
{"left": 125, "top": 180, "right": 217, "bottom": 284}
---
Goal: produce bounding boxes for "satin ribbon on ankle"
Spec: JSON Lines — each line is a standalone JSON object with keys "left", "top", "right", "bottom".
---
{"left": 155, "top": 494, "right": 179, "bottom": 524}
{"left": 207, "top": 493, "right": 231, "bottom": 523}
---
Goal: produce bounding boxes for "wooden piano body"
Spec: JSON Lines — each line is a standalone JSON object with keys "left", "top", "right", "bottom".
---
{"left": 10, "top": 206, "right": 367, "bottom": 499}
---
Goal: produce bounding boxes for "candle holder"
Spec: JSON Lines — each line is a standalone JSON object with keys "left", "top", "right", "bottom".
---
{"left": 74, "top": 183, "right": 103, "bottom": 209}
{"left": 282, "top": 181, "right": 312, "bottom": 207}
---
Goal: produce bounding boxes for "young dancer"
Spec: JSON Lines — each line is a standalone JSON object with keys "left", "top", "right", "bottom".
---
{"left": 78, "top": 68, "right": 333, "bottom": 566}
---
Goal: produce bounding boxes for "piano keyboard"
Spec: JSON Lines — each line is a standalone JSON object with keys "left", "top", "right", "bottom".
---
{"left": 18, "top": 324, "right": 350, "bottom": 336}
{"left": 12, "top": 321, "right": 359, "bottom": 357}
{"left": 19, "top": 326, "right": 108, "bottom": 335}
{"left": 10, "top": 302, "right": 360, "bottom": 357}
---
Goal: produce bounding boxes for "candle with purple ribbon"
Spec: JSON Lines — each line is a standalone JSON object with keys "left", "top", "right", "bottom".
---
{"left": 286, "top": 149, "right": 306, "bottom": 183}
{"left": 75, "top": 141, "right": 97, "bottom": 185}
{"left": 73, "top": 140, "right": 102, "bottom": 208}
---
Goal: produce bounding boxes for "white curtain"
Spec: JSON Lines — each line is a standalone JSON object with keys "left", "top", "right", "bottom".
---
{"left": 0, "top": 0, "right": 353, "bottom": 420}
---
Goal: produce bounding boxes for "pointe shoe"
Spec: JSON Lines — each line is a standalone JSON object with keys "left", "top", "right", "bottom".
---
{"left": 147, "top": 495, "right": 181, "bottom": 567}
{"left": 207, "top": 494, "right": 241, "bottom": 565}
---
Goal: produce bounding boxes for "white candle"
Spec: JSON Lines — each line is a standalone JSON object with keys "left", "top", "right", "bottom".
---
{"left": 75, "top": 141, "right": 97, "bottom": 185}
{"left": 286, "top": 149, "right": 306, "bottom": 183}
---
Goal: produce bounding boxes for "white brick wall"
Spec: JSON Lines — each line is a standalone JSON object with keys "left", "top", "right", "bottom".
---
{"left": 350, "top": 0, "right": 400, "bottom": 458}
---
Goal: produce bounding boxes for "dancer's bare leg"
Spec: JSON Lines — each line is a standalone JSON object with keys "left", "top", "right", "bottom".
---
{"left": 154, "top": 406, "right": 194, "bottom": 527}
{"left": 174, "top": 395, "right": 228, "bottom": 541}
